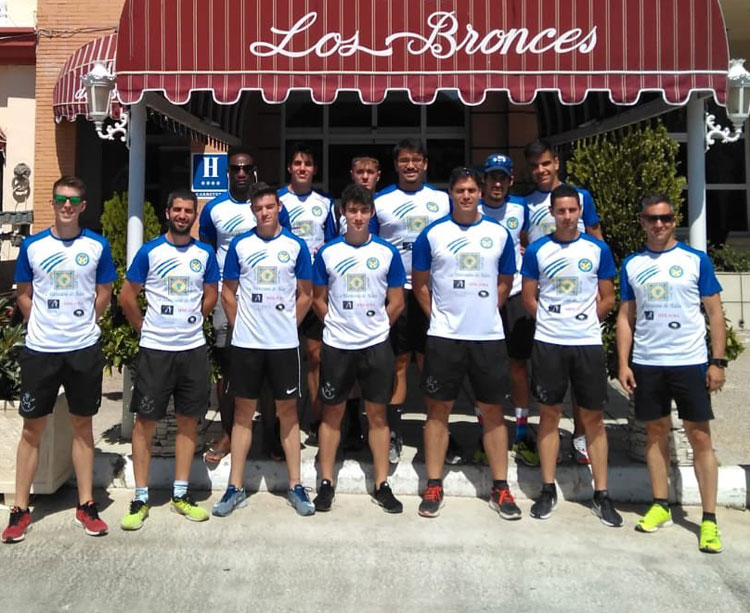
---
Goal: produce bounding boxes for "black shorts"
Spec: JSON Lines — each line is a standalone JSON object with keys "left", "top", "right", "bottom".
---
{"left": 130, "top": 346, "right": 211, "bottom": 420}
{"left": 299, "top": 310, "right": 324, "bottom": 342}
{"left": 530, "top": 341, "right": 607, "bottom": 409}
{"left": 500, "top": 293, "right": 535, "bottom": 360}
{"left": 390, "top": 289, "right": 429, "bottom": 355}
{"left": 421, "top": 337, "right": 509, "bottom": 404}
{"left": 319, "top": 340, "right": 394, "bottom": 405}
{"left": 229, "top": 346, "right": 301, "bottom": 401}
{"left": 18, "top": 343, "right": 105, "bottom": 418}
{"left": 632, "top": 363, "right": 714, "bottom": 422}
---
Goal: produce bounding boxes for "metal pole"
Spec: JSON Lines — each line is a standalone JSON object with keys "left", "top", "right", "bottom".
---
{"left": 126, "top": 100, "right": 146, "bottom": 267}
{"left": 122, "top": 100, "right": 146, "bottom": 438}
{"left": 687, "top": 95, "right": 707, "bottom": 252}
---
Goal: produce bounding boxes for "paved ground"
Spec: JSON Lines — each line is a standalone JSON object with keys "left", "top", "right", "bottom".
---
{"left": 1, "top": 489, "right": 748, "bottom": 613}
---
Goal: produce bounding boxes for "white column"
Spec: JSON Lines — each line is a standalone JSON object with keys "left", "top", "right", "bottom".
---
{"left": 687, "top": 95, "right": 707, "bottom": 252}
{"left": 126, "top": 100, "right": 146, "bottom": 267}
{"left": 122, "top": 100, "right": 146, "bottom": 439}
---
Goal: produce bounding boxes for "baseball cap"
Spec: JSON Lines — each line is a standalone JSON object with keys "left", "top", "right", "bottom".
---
{"left": 483, "top": 154, "right": 513, "bottom": 176}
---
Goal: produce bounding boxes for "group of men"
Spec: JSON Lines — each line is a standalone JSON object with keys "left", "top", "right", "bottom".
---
{"left": 2, "top": 138, "right": 727, "bottom": 555}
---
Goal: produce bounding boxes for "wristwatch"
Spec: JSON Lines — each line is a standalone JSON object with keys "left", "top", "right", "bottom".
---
{"left": 708, "top": 358, "right": 728, "bottom": 368}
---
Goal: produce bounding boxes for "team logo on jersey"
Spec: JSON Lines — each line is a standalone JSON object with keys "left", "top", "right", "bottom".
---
{"left": 278, "top": 251, "right": 291, "bottom": 263}
{"left": 312, "top": 205, "right": 323, "bottom": 217}
{"left": 52, "top": 271, "right": 75, "bottom": 290}
{"left": 293, "top": 221, "right": 313, "bottom": 238}
{"left": 578, "top": 258, "right": 593, "bottom": 273}
{"left": 458, "top": 253, "right": 480, "bottom": 271}
{"left": 256, "top": 266, "right": 278, "bottom": 285}
{"left": 646, "top": 283, "right": 669, "bottom": 301}
{"left": 426, "top": 202, "right": 440, "bottom": 213}
{"left": 506, "top": 217, "right": 519, "bottom": 230}
{"left": 168, "top": 276, "right": 189, "bottom": 295}
{"left": 669, "top": 265, "right": 684, "bottom": 278}
{"left": 480, "top": 237, "right": 494, "bottom": 249}
{"left": 366, "top": 257, "right": 380, "bottom": 270}
{"left": 75, "top": 253, "right": 90, "bottom": 267}
{"left": 346, "top": 274, "right": 366, "bottom": 292}
{"left": 406, "top": 215, "right": 429, "bottom": 233}
{"left": 190, "top": 259, "right": 203, "bottom": 272}
{"left": 555, "top": 277, "right": 579, "bottom": 296}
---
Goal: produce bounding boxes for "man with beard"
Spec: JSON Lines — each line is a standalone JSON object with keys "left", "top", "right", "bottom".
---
{"left": 119, "top": 190, "right": 220, "bottom": 529}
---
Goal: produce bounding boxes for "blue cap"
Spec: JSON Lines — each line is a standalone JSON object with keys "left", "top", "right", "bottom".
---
{"left": 483, "top": 154, "right": 514, "bottom": 176}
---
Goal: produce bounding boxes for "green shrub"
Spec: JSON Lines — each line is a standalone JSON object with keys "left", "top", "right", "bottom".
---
{"left": 708, "top": 244, "right": 750, "bottom": 273}
{"left": 567, "top": 121, "right": 743, "bottom": 372}
{"left": 0, "top": 297, "right": 24, "bottom": 399}
{"left": 99, "top": 193, "right": 161, "bottom": 371}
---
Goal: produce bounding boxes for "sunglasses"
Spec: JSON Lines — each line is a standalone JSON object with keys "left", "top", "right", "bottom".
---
{"left": 53, "top": 195, "right": 83, "bottom": 206}
{"left": 642, "top": 214, "right": 675, "bottom": 224}
{"left": 229, "top": 164, "right": 257, "bottom": 174}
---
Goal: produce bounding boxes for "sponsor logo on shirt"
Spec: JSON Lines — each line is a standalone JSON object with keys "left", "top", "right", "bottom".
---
{"left": 645, "top": 310, "right": 654, "bottom": 320}
{"left": 190, "top": 258, "right": 203, "bottom": 272}
{"left": 168, "top": 276, "right": 189, "bottom": 295}
{"left": 256, "top": 266, "right": 278, "bottom": 285}
{"left": 73, "top": 309, "right": 85, "bottom": 317}
{"left": 346, "top": 274, "right": 366, "bottom": 292}
{"left": 252, "top": 294, "right": 263, "bottom": 303}
{"left": 578, "top": 258, "right": 593, "bottom": 273}
{"left": 669, "top": 265, "right": 684, "bottom": 278}
{"left": 453, "top": 280, "right": 465, "bottom": 289}
{"left": 458, "top": 253, "right": 480, "bottom": 271}
{"left": 668, "top": 321, "right": 682, "bottom": 329}
{"left": 293, "top": 220, "right": 313, "bottom": 238}
{"left": 161, "top": 305, "right": 174, "bottom": 315}
{"left": 480, "top": 237, "right": 494, "bottom": 249}
{"left": 75, "top": 253, "right": 90, "bottom": 267}
{"left": 343, "top": 300, "right": 354, "bottom": 310}
{"left": 555, "top": 277, "right": 579, "bottom": 296}
{"left": 47, "top": 299, "right": 60, "bottom": 309}
{"left": 406, "top": 215, "right": 429, "bottom": 233}
{"left": 646, "top": 283, "right": 669, "bottom": 301}
{"left": 478, "top": 290, "right": 489, "bottom": 298}
{"left": 52, "top": 270, "right": 75, "bottom": 290}
{"left": 366, "top": 257, "right": 380, "bottom": 270}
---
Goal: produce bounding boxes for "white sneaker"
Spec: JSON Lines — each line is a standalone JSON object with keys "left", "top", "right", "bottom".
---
{"left": 572, "top": 434, "right": 590, "bottom": 465}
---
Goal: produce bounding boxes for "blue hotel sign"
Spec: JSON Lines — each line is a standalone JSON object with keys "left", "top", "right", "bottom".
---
{"left": 192, "top": 153, "right": 228, "bottom": 198}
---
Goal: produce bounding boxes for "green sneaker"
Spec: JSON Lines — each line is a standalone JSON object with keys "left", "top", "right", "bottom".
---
{"left": 699, "top": 520, "right": 723, "bottom": 554}
{"left": 513, "top": 437, "right": 540, "bottom": 467}
{"left": 121, "top": 499, "right": 149, "bottom": 531}
{"left": 635, "top": 503, "right": 673, "bottom": 533}
{"left": 171, "top": 494, "right": 209, "bottom": 522}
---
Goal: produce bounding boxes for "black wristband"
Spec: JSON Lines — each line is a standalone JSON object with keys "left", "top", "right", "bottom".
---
{"left": 708, "top": 358, "right": 728, "bottom": 368}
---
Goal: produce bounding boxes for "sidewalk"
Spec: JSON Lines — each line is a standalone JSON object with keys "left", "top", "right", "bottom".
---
{"left": 87, "top": 334, "right": 750, "bottom": 508}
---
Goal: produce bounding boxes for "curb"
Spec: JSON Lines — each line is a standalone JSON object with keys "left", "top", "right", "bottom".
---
{"left": 89, "top": 452, "right": 749, "bottom": 509}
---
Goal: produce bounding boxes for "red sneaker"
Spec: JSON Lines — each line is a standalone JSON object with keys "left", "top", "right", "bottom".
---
{"left": 75, "top": 501, "right": 108, "bottom": 536}
{"left": 418, "top": 483, "right": 445, "bottom": 518}
{"left": 2, "top": 506, "right": 31, "bottom": 543}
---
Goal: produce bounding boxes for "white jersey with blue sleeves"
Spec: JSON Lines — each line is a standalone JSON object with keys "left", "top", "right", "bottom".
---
{"left": 199, "top": 191, "right": 291, "bottom": 273}
{"left": 525, "top": 185, "right": 600, "bottom": 243}
{"left": 14, "top": 228, "right": 117, "bottom": 352}
{"left": 522, "top": 234, "right": 616, "bottom": 346}
{"left": 223, "top": 228, "right": 311, "bottom": 350}
{"left": 620, "top": 242, "right": 722, "bottom": 366}
{"left": 278, "top": 186, "right": 337, "bottom": 261}
{"left": 126, "top": 236, "right": 220, "bottom": 351}
{"left": 313, "top": 235, "right": 405, "bottom": 350}
{"left": 480, "top": 195, "right": 529, "bottom": 297}
{"left": 372, "top": 184, "right": 450, "bottom": 289}
{"left": 413, "top": 215, "right": 516, "bottom": 341}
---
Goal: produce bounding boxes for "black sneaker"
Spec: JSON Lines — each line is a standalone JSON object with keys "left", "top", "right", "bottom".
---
{"left": 314, "top": 479, "right": 335, "bottom": 512}
{"left": 372, "top": 482, "right": 403, "bottom": 514}
{"left": 418, "top": 483, "right": 445, "bottom": 518}
{"left": 592, "top": 492, "right": 623, "bottom": 527}
{"left": 530, "top": 489, "right": 558, "bottom": 520}
{"left": 489, "top": 486, "right": 522, "bottom": 520}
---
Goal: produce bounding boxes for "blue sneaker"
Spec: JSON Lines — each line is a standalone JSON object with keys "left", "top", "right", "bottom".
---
{"left": 212, "top": 486, "right": 248, "bottom": 517}
{"left": 287, "top": 484, "right": 316, "bottom": 516}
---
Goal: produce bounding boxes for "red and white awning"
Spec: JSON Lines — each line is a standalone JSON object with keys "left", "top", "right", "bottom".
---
{"left": 53, "top": 33, "right": 122, "bottom": 122}
{"left": 115, "top": 0, "right": 730, "bottom": 107}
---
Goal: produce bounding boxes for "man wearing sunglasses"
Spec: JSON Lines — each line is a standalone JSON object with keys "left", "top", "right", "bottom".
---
{"left": 617, "top": 194, "right": 726, "bottom": 553}
{"left": 3, "top": 177, "right": 116, "bottom": 543}
{"left": 199, "top": 146, "right": 290, "bottom": 466}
